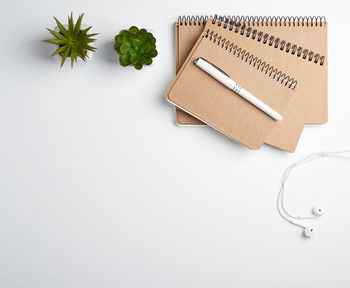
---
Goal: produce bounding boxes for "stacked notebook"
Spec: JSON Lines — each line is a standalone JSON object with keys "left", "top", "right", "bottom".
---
{"left": 166, "top": 15, "right": 328, "bottom": 152}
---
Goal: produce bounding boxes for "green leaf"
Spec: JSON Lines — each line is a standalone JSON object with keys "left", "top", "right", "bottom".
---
{"left": 46, "top": 28, "right": 66, "bottom": 40}
{"left": 132, "top": 38, "right": 140, "bottom": 47}
{"left": 114, "top": 44, "right": 121, "bottom": 54}
{"left": 139, "top": 55, "right": 147, "bottom": 64}
{"left": 119, "top": 54, "right": 130, "bottom": 66}
{"left": 145, "top": 58, "right": 152, "bottom": 65}
{"left": 73, "top": 13, "right": 84, "bottom": 36}
{"left": 80, "top": 26, "right": 92, "bottom": 35}
{"left": 115, "top": 35, "right": 122, "bottom": 44}
{"left": 134, "top": 63, "right": 142, "bottom": 70}
{"left": 43, "top": 39, "right": 67, "bottom": 45}
{"left": 142, "top": 43, "right": 152, "bottom": 53}
{"left": 129, "top": 26, "right": 139, "bottom": 34}
{"left": 130, "top": 54, "right": 138, "bottom": 63}
{"left": 86, "top": 33, "right": 98, "bottom": 38}
{"left": 80, "top": 44, "right": 97, "bottom": 52}
{"left": 150, "top": 49, "right": 158, "bottom": 57}
{"left": 138, "top": 34, "right": 148, "bottom": 44}
{"left": 70, "top": 46, "right": 77, "bottom": 67}
{"left": 82, "top": 38, "right": 97, "bottom": 44}
{"left": 77, "top": 46, "right": 86, "bottom": 59}
{"left": 120, "top": 43, "right": 131, "bottom": 54}
{"left": 68, "top": 12, "right": 74, "bottom": 33}
{"left": 121, "top": 37, "right": 130, "bottom": 45}
{"left": 120, "top": 30, "right": 129, "bottom": 37}
{"left": 54, "top": 17, "right": 69, "bottom": 38}
{"left": 51, "top": 45, "right": 68, "bottom": 56}
{"left": 60, "top": 45, "right": 71, "bottom": 68}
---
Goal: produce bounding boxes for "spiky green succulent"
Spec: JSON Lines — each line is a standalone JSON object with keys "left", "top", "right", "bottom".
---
{"left": 43, "top": 13, "right": 98, "bottom": 68}
{"left": 114, "top": 26, "right": 158, "bottom": 70}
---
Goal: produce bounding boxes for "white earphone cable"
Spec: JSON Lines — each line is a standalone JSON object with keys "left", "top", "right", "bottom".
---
{"left": 277, "top": 150, "right": 350, "bottom": 229}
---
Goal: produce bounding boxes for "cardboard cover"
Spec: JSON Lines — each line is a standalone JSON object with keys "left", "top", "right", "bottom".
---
{"left": 173, "top": 17, "right": 327, "bottom": 151}
{"left": 166, "top": 20, "right": 297, "bottom": 150}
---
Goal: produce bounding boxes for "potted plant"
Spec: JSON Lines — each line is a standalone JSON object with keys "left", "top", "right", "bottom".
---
{"left": 43, "top": 13, "right": 98, "bottom": 68}
{"left": 114, "top": 26, "right": 158, "bottom": 70}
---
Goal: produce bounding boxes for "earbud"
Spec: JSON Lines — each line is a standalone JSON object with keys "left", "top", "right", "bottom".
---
{"left": 304, "top": 226, "right": 316, "bottom": 238}
{"left": 312, "top": 206, "right": 324, "bottom": 217}
{"left": 277, "top": 149, "right": 350, "bottom": 238}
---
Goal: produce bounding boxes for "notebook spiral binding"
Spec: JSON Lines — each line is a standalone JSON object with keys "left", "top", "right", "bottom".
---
{"left": 177, "top": 15, "right": 326, "bottom": 65}
{"left": 211, "top": 15, "right": 326, "bottom": 66}
{"left": 178, "top": 15, "right": 327, "bottom": 27}
{"left": 204, "top": 29, "right": 298, "bottom": 90}
{"left": 178, "top": 15, "right": 209, "bottom": 25}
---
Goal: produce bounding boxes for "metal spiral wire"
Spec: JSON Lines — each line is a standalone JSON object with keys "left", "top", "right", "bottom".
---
{"left": 211, "top": 15, "right": 326, "bottom": 65}
{"left": 212, "top": 15, "right": 327, "bottom": 27}
{"left": 177, "top": 15, "right": 327, "bottom": 27}
{"left": 177, "top": 15, "right": 209, "bottom": 26}
{"left": 204, "top": 29, "right": 298, "bottom": 90}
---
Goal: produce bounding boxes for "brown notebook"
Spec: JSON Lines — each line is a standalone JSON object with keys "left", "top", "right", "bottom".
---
{"left": 174, "top": 15, "right": 328, "bottom": 150}
{"left": 167, "top": 19, "right": 298, "bottom": 150}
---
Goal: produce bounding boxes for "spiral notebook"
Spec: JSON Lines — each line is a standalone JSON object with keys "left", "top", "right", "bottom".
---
{"left": 167, "top": 18, "right": 299, "bottom": 150}
{"left": 174, "top": 15, "right": 328, "bottom": 150}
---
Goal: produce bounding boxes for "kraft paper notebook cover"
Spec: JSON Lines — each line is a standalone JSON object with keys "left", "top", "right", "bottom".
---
{"left": 166, "top": 19, "right": 298, "bottom": 150}
{"left": 174, "top": 15, "right": 328, "bottom": 129}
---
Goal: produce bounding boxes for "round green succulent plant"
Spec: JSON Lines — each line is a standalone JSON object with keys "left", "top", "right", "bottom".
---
{"left": 114, "top": 26, "right": 158, "bottom": 70}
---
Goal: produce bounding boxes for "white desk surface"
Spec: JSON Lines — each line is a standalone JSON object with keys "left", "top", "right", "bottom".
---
{"left": 1, "top": 0, "right": 350, "bottom": 287}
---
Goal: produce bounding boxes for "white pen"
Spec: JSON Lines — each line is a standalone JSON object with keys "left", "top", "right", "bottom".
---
{"left": 194, "top": 57, "right": 283, "bottom": 121}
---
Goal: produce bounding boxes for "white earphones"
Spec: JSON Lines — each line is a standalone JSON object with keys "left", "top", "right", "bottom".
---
{"left": 277, "top": 150, "right": 350, "bottom": 238}
{"left": 312, "top": 206, "right": 324, "bottom": 217}
{"left": 303, "top": 226, "right": 316, "bottom": 238}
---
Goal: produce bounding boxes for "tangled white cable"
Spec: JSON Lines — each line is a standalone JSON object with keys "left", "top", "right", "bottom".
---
{"left": 277, "top": 150, "right": 350, "bottom": 238}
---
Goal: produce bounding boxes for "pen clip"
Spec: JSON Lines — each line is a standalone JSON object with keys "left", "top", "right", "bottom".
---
{"left": 194, "top": 57, "right": 231, "bottom": 78}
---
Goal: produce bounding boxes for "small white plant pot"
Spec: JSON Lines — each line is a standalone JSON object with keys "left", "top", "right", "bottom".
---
{"left": 52, "top": 24, "right": 93, "bottom": 65}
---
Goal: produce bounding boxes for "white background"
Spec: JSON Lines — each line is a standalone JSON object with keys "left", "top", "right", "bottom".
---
{"left": 1, "top": 0, "right": 350, "bottom": 287}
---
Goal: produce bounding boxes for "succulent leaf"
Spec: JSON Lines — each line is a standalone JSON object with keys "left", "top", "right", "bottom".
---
{"left": 43, "top": 39, "right": 67, "bottom": 45}
{"left": 81, "top": 26, "right": 93, "bottom": 35}
{"left": 114, "top": 26, "right": 157, "bottom": 70}
{"left": 129, "top": 26, "right": 139, "bottom": 33}
{"left": 73, "top": 13, "right": 84, "bottom": 37}
{"left": 51, "top": 45, "right": 67, "bottom": 56}
{"left": 54, "top": 17, "right": 69, "bottom": 38}
{"left": 44, "top": 13, "right": 98, "bottom": 68}
{"left": 120, "top": 54, "right": 130, "bottom": 66}
{"left": 61, "top": 45, "right": 71, "bottom": 67}
{"left": 47, "top": 28, "right": 66, "bottom": 40}
{"left": 68, "top": 12, "right": 74, "bottom": 34}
